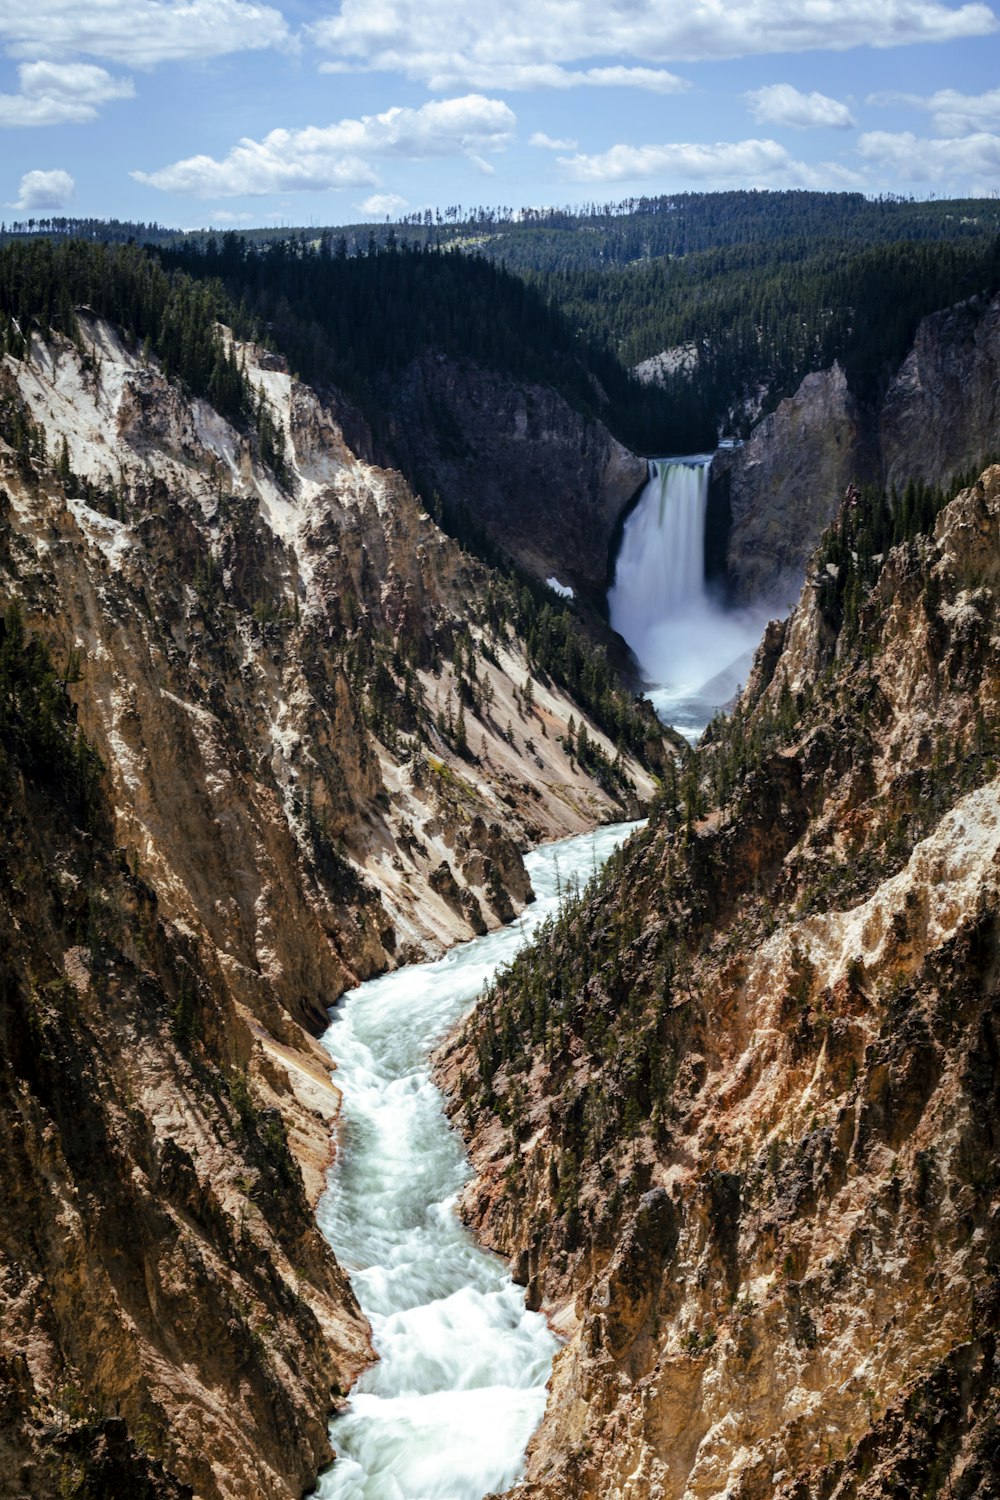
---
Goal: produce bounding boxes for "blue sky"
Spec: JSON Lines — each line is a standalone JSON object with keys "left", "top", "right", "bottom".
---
{"left": 2, "top": 1, "right": 1000, "bottom": 227}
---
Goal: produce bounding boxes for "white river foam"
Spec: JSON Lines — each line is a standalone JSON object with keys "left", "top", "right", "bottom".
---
{"left": 314, "top": 821, "right": 641, "bottom": 1500}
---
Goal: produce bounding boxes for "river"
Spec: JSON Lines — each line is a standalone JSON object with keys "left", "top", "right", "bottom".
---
{"left": 313, "top": 820, "right": 641, "bottom": 1500}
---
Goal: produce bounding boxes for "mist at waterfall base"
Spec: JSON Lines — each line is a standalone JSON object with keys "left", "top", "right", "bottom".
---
{"left": 609, "top": 457, "right": 774, "bottom": 740}
{"left": 314, "top": 822, "right": 640, "bottom": 1500}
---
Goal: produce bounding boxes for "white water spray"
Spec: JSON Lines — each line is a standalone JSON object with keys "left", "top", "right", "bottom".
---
{"left": 608, "top": 456, "right": 770, "bottom": 739}
{"left": 313, "top": 821, "right": 640, "bottom": 1500}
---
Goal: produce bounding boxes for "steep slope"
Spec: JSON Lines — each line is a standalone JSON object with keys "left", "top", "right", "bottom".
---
{"left": 384, "top": 353, "right": 646, "bottom": 608}
{"left": 0, "top": 609, "right": 369, "bottom": 1500}
{"left": 0, "top": 310, "right": 660, "bottom": 1497}
{"left": 714, "top": 287, "right": 1000, "bottom": 606}
{"left": 441, "top": 465, "right": 1000, "bottom": 1500}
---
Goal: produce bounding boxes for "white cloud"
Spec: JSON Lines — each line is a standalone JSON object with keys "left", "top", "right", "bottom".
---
{"left": 0, "top": 61, "right": 133, "bottom": 126}
{"left": 12, "top": 166, "right": 74, "bottom": 209}
{"left": 318, "top": 58, "right": 688, "bottom": 92}
{"left": 132, "top": 94, "right": 517, "bottom": 196}
{"left": 557, "top": 136, "right": 865, "bottom": 187}
{"left": 870, "top": 86, "right": 1000, "bottom": 135}
{"left": 746, "top": 83, "right": 855, "bottom": 129}
{"left": 529, "top": 131, "right": 578, "bottom": 150}
{"left": 311, "top": 0, "right": 998, "bottom": 88}
{"left": 0, "top": 0, "right": 290, "bottom": 68}
{"left": 857, "top": 128, "right": 1000, "bottom": 182}
{"left": 358, "top": 191, "right": 409, "bottom": 216}
{"left": 578, "top": 66, "right": 688, "bottom": 93}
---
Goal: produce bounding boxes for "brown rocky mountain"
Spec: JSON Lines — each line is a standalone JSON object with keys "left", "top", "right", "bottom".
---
{"left": 440, "top": 463, "right": 1000, "bottom": 1500}
{"left": 0, "top": 315, "right": 658, "bottom": 1497}
{"left": 5, "top": 257, "right": 1000, "bottom": 1500}
{"left": 713, "top": 288, "right": 1000, "bottom": 608}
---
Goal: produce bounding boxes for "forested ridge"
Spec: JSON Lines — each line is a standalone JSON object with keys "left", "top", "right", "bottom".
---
{"left": 157, "top": 233, "right": 676, "bottom": 452}
{"left": 12, "top": 190, "right": 994, "bottom": 268}
{"left": 546, "top": 233, "right": 1000, "bottom": 430}
{"left": 0, "top": 233, "right": 664, "bottom": 768}
{"left": 9, "top": 192, "right": 1000, "bottom": 448}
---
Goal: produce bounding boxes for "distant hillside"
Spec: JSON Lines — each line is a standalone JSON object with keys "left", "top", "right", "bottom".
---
{"left": 7, "top": 194, "right": 1000, "bottom": 446}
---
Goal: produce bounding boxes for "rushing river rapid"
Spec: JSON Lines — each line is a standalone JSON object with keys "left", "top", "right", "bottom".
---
{"left": 313, "top": 821, "right": 641, "bottom": 1500}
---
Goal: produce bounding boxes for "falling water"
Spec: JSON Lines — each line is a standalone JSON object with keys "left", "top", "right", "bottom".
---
{"left": 608, "top": 456, "right": 769, "bottom": 739}
{"left": 313, "top": 820, "right": 640, "bottom": 1500}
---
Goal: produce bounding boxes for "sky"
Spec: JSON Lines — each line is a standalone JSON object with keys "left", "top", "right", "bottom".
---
{"left": 2, "top": 0, "right": 1000, "bottom": 228}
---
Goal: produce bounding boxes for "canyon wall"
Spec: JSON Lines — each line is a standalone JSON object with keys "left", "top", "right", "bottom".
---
{"left": 386, "top": 354, "right": 647, "bottom": 607}
{"left": 713, "top": 289, "right": 1000, "bottom": 607}
{"left": 0, "top": 318, "right": 658, "bottom": 1497}
{"left": 442, "top": 463, "right": 1000, "bottom": 1500}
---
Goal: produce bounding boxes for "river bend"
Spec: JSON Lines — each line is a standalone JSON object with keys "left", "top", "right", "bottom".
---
{"left": 314, "top": 821, "right": 640, "bottom": 1500}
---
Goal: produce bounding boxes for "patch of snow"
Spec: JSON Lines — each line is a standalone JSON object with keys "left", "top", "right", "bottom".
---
{"left": 546, "top": 576, "right": 574, "bottom": 600}
{"left": 66, "top": 499, "right": 134, "bottom": 570}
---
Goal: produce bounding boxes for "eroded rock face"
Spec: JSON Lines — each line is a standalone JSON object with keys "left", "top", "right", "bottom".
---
{"left": 441, "top": 465, "right": 1000, "bottom": 1500}
{"left": 0, "top": 318, "right": 659, "bottom": 1498}
{"left": 880, "top": 291, "right": 1000, "bottom": 495}
{"left": 714, "top": 290, "right": 1000, "bottom": 609}
{"left": 712, "top": 364, "right": 875, "bottom": 606}
{"left": 0, "top": 729, "right": 370, "bottom": 1500}
{"left": 387, "top": 354, "right": 648, "bottom": 606}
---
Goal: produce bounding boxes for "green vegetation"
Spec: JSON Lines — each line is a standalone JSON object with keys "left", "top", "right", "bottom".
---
{"left": 540, "top": 235, "right": 1000, "bottom": 437}
{"left": 384, "top": 191, "right": 1000, "bottom": 272}
{"left": 462, "top": 831, "right": 683, "bottom": 1157}
{"left": 159, "top": 232, "right": 676, "bottom": 453}
{"left": 0, "top": 599, "right": 105, "bottom": 831}
{"left": 0, "top": 237, "right": 285, "bottom": 470}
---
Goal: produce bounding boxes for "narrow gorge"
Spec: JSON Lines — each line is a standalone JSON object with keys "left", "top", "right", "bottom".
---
{"left": 315, "top": 823, "right": 637, "bottom": 1500}
{"left": 442, "top": 461, "right": 1000, "bottom": 1500}
{"left": 2, "top": 212, "right": 1000, "bottom": 1500}
{"left": 0, "top": 242, "right": 661, "bottom": 1500}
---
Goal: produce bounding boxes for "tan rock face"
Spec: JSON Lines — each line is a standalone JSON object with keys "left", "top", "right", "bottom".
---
{"left": 0, "top": 733, "right": 370, "bottom": 1500}
{"left": 713, "top": 365, "right": 875, "bottom": 607}
{"left": 0, "top": 317, "right": 659, "bottom": 1497}
{"left": 880, "top": 290, "right": 1000, "bottom": 496}
{"left": 443, "top": 465, "right": 1000, "bottom": 1500}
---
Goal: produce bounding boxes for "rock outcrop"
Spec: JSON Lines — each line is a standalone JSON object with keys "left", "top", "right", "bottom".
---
{"left": 712, "top": 364, "right": 875, "bottom": 606}
{"left": 441, "top": 464, "right": 1000, "bottom": 1500}
{"left": 386, "top": 354, "right": 648, "bottom": 607}
{"left": 713, "top": 289, "right": 1000, "bottom": 607}
{"left": 880, "top": 290, "right": 1000, "bottom": 495}
{"left": 0, "top": 315, "right": 660, "bottom": 1497}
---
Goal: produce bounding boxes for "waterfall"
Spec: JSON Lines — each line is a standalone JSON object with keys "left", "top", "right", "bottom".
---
{"left": 609, "top": 455, "right": 769, "bottom": 739}
{"left": 608, "top": 457, "right": 712, "bottom": 653}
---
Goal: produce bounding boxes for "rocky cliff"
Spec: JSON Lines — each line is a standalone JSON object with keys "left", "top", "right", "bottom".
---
{"left": 713, "top": 288, "right": 1000, "bottom": 608}
{"left": 879, "top": 290, "right": 1000, "bottom": 496}
{"left": 712, "top": 365, "right": 876, "bottom": 606}
{"left": 441, "top": 463, "right": 1000, "bottom": 1500}
{"left": 0, "top": 313, "right": 659, "bottom": 1497}
{"left": 385, "top": 354, "right": 648, "bottom": 608}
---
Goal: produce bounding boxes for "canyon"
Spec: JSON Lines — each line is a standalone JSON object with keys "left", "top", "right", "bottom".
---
{"left": 2, "top": 238, "right": 1000, "bottom": 1500}
{"left": 441, "top": 460, "right": 1000, "bottom": 1500}
{"left": 0, "top": 307, "right": 656, "bottom": 1498}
